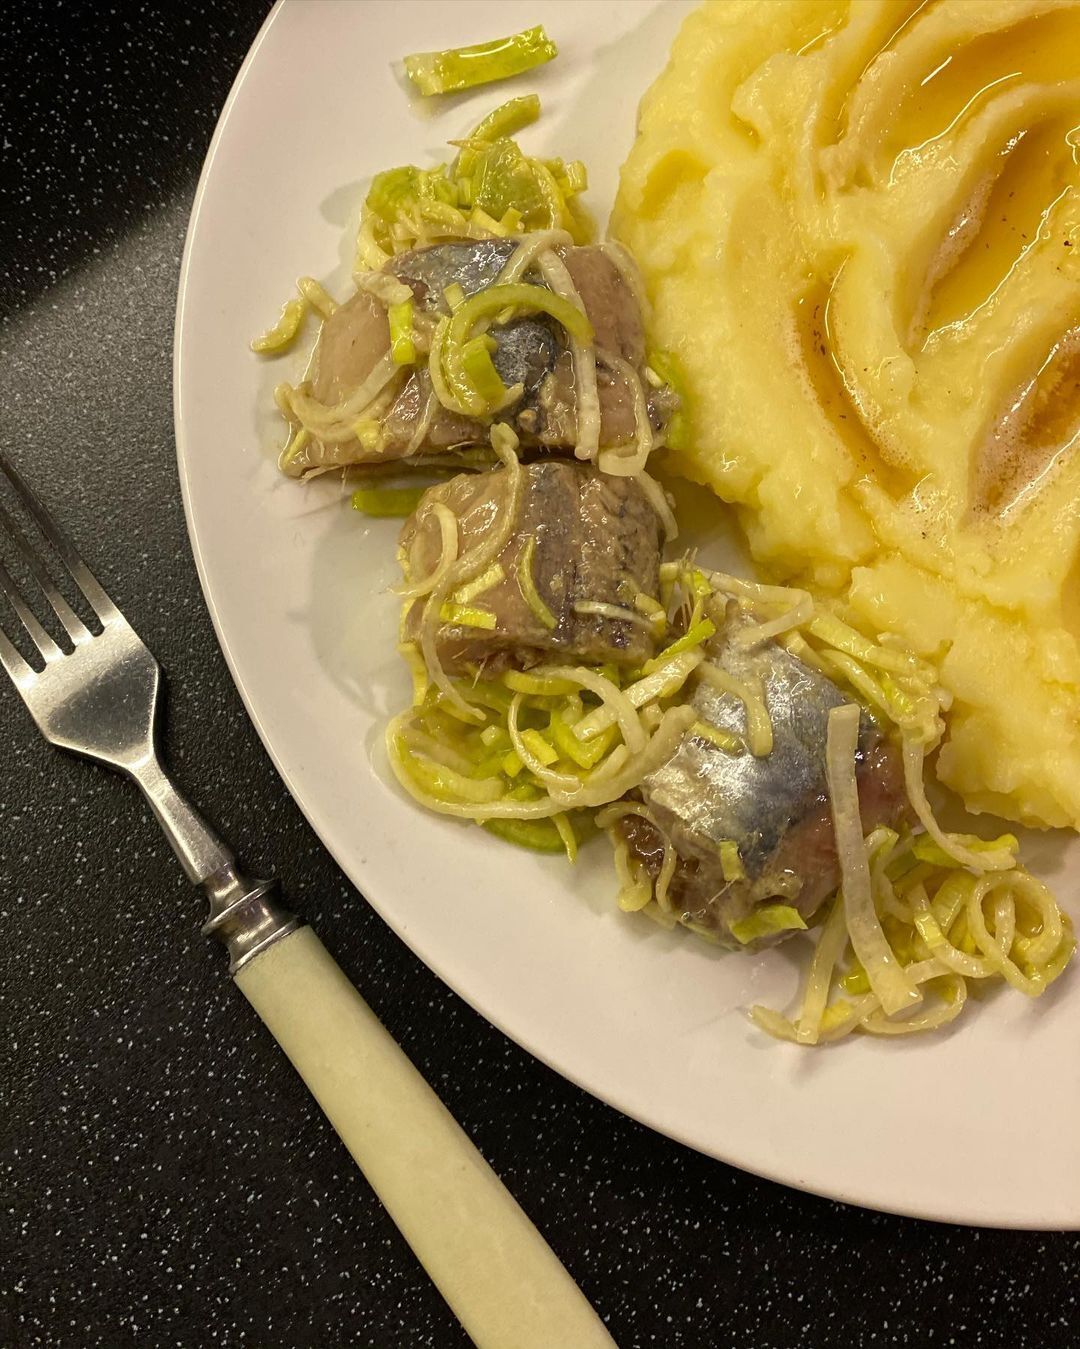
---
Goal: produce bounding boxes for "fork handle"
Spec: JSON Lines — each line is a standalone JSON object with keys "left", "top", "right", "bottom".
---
{"left": 233, "top": 926, "right": 616, "bottom": 1349}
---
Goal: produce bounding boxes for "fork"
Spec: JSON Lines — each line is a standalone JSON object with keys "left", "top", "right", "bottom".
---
{"left": 0, "top": 451, "right": 616, "bottom": 1349}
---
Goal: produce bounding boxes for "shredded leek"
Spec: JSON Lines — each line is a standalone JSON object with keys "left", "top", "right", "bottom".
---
{"left": 386, "top": 503, "right": 1073, "bottom": 1053}
{"left": 354, "top": 97, "right": 589, "bottom": 274}
{"left": 403, "top": 26, "right": 558, "bottom": 97}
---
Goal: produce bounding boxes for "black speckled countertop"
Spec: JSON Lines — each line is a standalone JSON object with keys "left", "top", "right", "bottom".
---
{"left": 2, "top": 3, "right": 1078, "bottom": 1347}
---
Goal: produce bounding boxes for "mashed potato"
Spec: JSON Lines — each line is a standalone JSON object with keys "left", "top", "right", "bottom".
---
{"left": 615, "top": 0, "right": 1080, "bottom": 829}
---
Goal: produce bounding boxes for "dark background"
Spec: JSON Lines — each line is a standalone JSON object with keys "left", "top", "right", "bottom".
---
{"left": 1, "top": 2, "right": 1077, "bottom": 1346}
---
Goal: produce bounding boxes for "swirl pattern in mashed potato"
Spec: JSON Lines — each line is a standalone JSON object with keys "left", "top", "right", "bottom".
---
{"left": 615, "top": 0, "right": 1080, "bottom": 829}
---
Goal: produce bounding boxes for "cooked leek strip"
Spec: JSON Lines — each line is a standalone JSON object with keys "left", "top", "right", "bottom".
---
{"left": 467, "top": 94, "right": 542, "bottom": 144}
{"left": 718, "top": 841, "right": 745, "bottom": 884}
{"left": 643, "top": 619, "right": 716, "bottom": 675}
{"left": 388, "top": 298, "right": 416, "bottom": 364}
{"left": 352, "top": 485, "right": 427, "bottom": 518}
{"left": 251, "top": 298, "right": 306, "bottom": 353}
{"left": 691, "top": 720, "right": 743, "bottom": 754}
{"left": 404, "top": 26, "right": 558, "bottom": 97}
{"left": 610, "top": 832, "right": 653, "bottom": 912}
{"left": 496, "top": 229, "right": 575, "bottom": 284}
{"left": 901, "top": 739, "right": 1016, "bottom": 872}
{"left": 827, "top": 704, "right": 920, "bottom": 1018}
{"left": 791, "top": 895, "right": 850, "bottom": 1046}
{"left": 736, "top": 589, "right": 814, "bottom": 647}
{"left": 696, "top": 662, "right": 772, "bottom": 757}
{"left": 508, "top": 694, "right": 580, "bottom": 791}
{"left": 809, "top": 613, "right": 936, "bottom": 684}
{"left": 451, "top": 562, "right": 504, "bottom": 605}
{"left": 573, "top": 601, "right": 655, "bottom": 631}
{"left": 398, "top": 501, "right": 459, "bottom": 601}
{"left": 537, "top": 249, "right": 601, "bottom": 461}
{"left": 503, "top": 669, "right": 577, "bottom": 697}
{"left": 730, "top": 904, "right": 806, "bottom": 946}
{"left": 483, "top": 817, "right": 565, "bottom": 853}
{"left": 633, "top": 592, "right": 667, "bottom": 625}
{"left": 286, "top": 352, "right": 401, "bottom": 438}
{"left": 654, "top": 839, "right": 678, "bottom": 914}
{"left": 278, "top": 426, "right": 311, "bottom": 471}
{"left": 439, "top": 602, "right": 496, "bottom": 630}
{"left": 296, "top": 276, "right": 338, "bottom": 318}
{"left": 387, "top": 703, "right": 695, "bottom": 821}
{"left": 516, "top": 535, "right": 557, "bottom": 630}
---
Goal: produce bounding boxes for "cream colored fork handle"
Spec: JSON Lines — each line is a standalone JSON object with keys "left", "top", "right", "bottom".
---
{"left": 235, "top": 927, "right": 616, "bottom": 1349}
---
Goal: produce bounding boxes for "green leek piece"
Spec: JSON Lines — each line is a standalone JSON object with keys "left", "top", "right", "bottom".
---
{"left": 351, "top": 486, "right": 427, "bottom": 518}
{"left": 549, "top": 711, "right": 615, "bottom": 770}
{"left": 642, "top": 618, "right": 716, "bottom": 675}
{"left": 388, "top": 298, "right": 416, "bottom": 364}
{"left": 516, "top": 535, "right": 557, "bottom": 630}
{"left": 439, "top": 601, "right": 497, "bottom": 630}
{"left": 366, "top": 165, "right": 424, "bottom": 221}
{"left": 483, "top": 816, "right": 565, "bottom": 853}
{"left": 251, "top": 298, "right": 305, "bottom": 353}
{"left": 912, "top": 832, "right": 1019, "bottom": 869}
{"left": 458, "top": 335, "right": 507, "bottom": 405}
{"left": 520, "top": 728, "right": 558, "bottom": 766}
{"left": 468, "top": 94, "right": 542, "bottom": 143}
{"left": 559, "top": 160, "right": 588, "bottom": 195}
{"left": 404, "top": 26, "right": 558, "bottom": 97}
{"left": 692, "top": 720, "right": 742, "bottom": 754}
{"left": 730, "top": 904, "right": 807, "bottom": 946}
{"left": 503, "top": 669, "right": 576, "bottom": 697}
{"left": 719, "top": 840, "right": 745, "bottom": 883}
{"left": 470, "top": 138, "right": 548, "bottom": 224}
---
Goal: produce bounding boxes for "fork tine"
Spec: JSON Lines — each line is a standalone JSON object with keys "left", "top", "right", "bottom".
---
{"left": 0, "top": 497, "right": 92, "bottom": 644}
{"left": 0, "top": 555, "right": 64, "bottom": 662}
{"left": 0, "top": 619, "right": 36, "bottom": 687}
{"left": 0, "top": 451, "right": 120, "bottom": 625}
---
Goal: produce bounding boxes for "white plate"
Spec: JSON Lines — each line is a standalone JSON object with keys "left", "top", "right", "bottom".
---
{"left": 174, "top": 0, "right": 1080, "bottom": 1228}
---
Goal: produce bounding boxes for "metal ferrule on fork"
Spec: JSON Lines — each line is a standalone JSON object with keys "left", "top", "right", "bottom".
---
{"left": 201, "top": 863, "right": 301, "bottom": 973}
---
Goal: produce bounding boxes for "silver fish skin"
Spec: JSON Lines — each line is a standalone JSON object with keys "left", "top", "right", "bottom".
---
{"left": 632, "top": 621, "right": 908, "bottom": 946}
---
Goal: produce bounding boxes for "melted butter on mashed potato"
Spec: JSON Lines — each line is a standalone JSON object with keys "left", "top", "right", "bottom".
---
{"left": 614, "top": 0, "right": 1080, "bottom": 829}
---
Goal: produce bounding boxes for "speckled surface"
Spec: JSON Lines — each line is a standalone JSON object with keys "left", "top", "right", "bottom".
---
{"left": 1, "top": 3, "right": 1078, "bottom": 1347}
